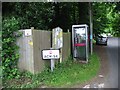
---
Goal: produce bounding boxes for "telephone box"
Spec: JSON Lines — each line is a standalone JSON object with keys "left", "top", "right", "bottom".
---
{"left": 72, "top": 24, "right": 89, "bottom": 62}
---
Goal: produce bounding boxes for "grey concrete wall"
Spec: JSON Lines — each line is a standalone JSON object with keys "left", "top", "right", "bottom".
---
{"left": 17, "top": 30, "right": 34, "bottom": 73}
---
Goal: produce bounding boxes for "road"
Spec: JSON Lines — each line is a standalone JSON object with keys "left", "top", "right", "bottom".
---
{"left": 104, "top": 37, "right": 119, "bottom": 88}
{"left": 81, "top": 37, "right": 119, "bottom": 88}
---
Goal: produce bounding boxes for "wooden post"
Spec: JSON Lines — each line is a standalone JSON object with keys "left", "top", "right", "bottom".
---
{"left": 60, "top": 48, "right": 62, "bottom": 63}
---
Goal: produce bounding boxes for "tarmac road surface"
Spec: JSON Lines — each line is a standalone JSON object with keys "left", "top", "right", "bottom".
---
{"left": 82, "top": 37, "right": 119, "bottom": 88}
{"left": 104, "top": 37, "right": 119, "bottom": 88}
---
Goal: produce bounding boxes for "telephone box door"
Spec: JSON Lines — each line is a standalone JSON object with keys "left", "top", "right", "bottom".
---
{"left": 72, "top": 24, "right": 89, "bottom": 62}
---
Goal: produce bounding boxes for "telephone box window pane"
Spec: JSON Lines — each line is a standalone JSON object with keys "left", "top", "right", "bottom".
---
{"left": 73, "top": 27, "right": 86, "bottom": 59}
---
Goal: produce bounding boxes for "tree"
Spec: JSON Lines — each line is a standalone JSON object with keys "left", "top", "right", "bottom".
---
{"left": 2, "top": 2, "right": 54, "bottom": 30}
{"left": 112, "top": 2, "right": 120, "bottom": 36}
{"left": 78, "top": 2, "right": 89, "bottom": 25}
{"left": 92, "top": 2, "right": 119, "bottom": 36}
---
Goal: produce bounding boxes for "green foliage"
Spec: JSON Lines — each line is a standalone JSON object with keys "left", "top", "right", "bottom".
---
{"left": 0, "top": 66, "right": 2, "bottom": 87}
{"left": 92, "top": 2, "right": 120, "bottom": 36}
{"left": 2, "top": 16, "right": 21, "bottom": 79}
{"left": 93, "top": 2, "right": 109, "bottom": 35}
{"left": 2, "top": 2, "right": 120, "bottom": 34}
{"left": 112, "top": 5, "right": 120, "bottom": 37}
{"left": 3, "top": 53, "right": 100, "bottom": 88}
{"left": 2, "top": 2, "right": 54, "bottom": 30}
{"left": 112, "top": 15, "right": 120, "bottom": 37}
{"left": 2, "top": 2, "right": 90, "bottom": 32}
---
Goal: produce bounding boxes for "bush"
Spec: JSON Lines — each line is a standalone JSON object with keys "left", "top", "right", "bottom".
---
{"left": 2, "top": 16, "right": 21, "bottom": 79}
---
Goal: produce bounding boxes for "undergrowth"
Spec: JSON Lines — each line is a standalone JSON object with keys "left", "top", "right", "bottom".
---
{"left": 3, "top": 53, "right": 100, "bottom": 88}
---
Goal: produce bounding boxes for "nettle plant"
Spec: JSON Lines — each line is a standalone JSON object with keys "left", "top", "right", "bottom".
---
{"left": 2, "top": 16, "right": 22, "bottom": 79}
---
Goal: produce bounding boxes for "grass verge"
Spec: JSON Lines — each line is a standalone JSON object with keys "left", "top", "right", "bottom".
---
{"left": 0, "top": 66, "right": 2, "bottom": 88}
{"left": 3, "top": 53, "right": 100, "bottom": 88}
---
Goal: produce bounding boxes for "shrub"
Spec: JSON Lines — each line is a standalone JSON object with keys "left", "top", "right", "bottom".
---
{"left": 2, "top": 16, "right": 21, "bottom": 79}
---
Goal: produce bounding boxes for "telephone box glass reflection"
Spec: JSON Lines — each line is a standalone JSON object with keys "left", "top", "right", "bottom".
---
{"left": 74, "top": 27, "right": 86, "bottom": 60}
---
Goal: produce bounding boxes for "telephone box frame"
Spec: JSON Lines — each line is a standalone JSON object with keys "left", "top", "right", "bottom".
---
{"left": 72, "top": 24, "right": 89, "bottom": 62}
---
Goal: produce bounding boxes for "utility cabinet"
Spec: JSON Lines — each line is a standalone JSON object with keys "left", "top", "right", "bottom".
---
{"left": 17, "top": 29, "right": 51, "bottom": 74}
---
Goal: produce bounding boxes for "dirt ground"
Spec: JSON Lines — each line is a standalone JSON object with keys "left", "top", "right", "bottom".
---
{"left": 71, "top": 45, "right": 109, "bottom": 88}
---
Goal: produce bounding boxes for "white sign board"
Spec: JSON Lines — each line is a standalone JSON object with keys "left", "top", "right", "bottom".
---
{"left": 42, "top": 50, "right": 60, "bottom": 59}
{"left": 52, "top": 27, "right": 63, "bottom": 49}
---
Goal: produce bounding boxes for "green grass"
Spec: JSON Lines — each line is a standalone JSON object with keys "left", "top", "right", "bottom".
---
{"left": 3, "top": 53, "right": 100, "bottom": 88}
{"left": 0, "top": 66, "right": 2, "bottom": 88}
{"left": 43, "top": 53, "right": 100, "bottom": 87}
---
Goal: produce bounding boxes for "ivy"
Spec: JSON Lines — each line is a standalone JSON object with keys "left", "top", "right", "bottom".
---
{"left": 2, "top": 16, "right": 21, "bottom": 79}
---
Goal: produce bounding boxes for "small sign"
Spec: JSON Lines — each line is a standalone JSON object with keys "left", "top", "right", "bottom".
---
{"left": 42, "top": 49, "right": 60, "bottom": 59}
{"left": 25, "top": 29, "right": 32, "bottom": 36}
{"left": 90, "top": 35, "right": 93, "bottom": 39}
{"left": 28, "top": 41, "right": 33, "bottom": 46}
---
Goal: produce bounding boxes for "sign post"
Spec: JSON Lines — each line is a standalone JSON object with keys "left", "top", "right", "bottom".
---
{"left": 51, "top": 59, "right": 54, "bottom": 72}
{"left": 47, "top": 27, "right": 63, "bottom": 72}
{"left": 42, "top": 27, "right": 63, "bottom": 72}
{"left": 50, "top": 48, "right": 54, "bottom": 72}
{"left": 52, "top": 27, "right": 63, "bottom": 63}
